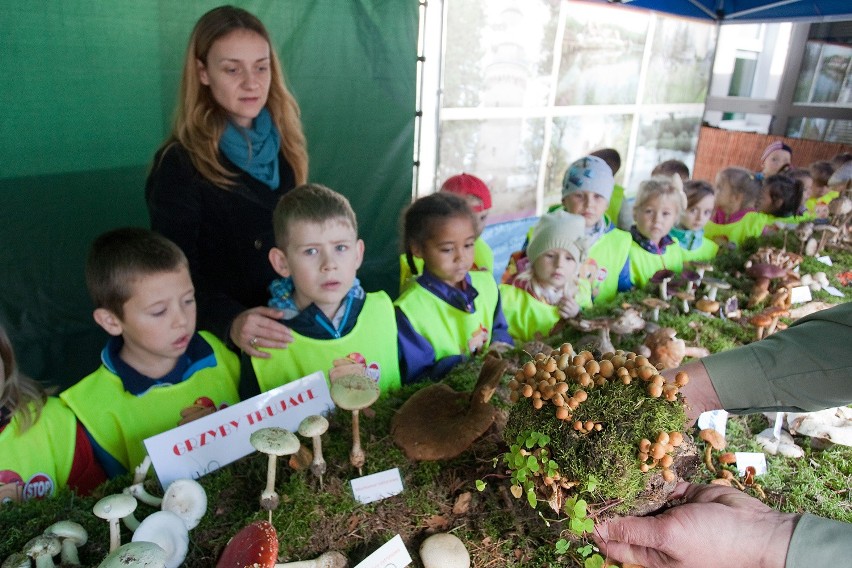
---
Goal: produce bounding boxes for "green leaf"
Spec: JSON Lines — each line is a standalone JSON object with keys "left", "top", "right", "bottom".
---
{"left": 578, "top": 543, "right": 594, "bottom": 557}
{"left": 570, "top": 517, "right": 586, "bottom": 534}
{"left": 573, "top": 499, "right": 588, "bottom": 518}
{"left": 526, "top": 488, "right": 537, "bottom": 508}
{"left": 585, "top": 474, "right": 599, "bottom": 493}
{"left": 555, "top": 538, "right": 570, "bottom": 554}
{"left": 527, "top": 456, "right": 540, "bottom": 472}
{"left": 538, "top": 434, "right": 551, "bottom": 446}
{"left": 582, "top": 518, "right": 595, "bottom": 533}
{"left": 475, "top": 479, "right": 486, "bottom": 491}
{"left": 584, "top": 553, "right": 606, "bottom": 568}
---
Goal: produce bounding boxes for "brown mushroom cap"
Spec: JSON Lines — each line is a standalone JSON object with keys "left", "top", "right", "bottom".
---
{"left": 641, "top": 298, "right": 670, "bottom": 309}
{"left": 216, "top": 521, "right": 278, "bottom": 568}
{"left": 698, "top": 428, "right": 727, "bottom": 450}
{"left": 695, "top": 299, "right": 719, "bottom": 313}
{"left": 749, "top": 314, "right": 773, "bottom": 327}
{"left": 746, "top": 263, "right": 788, "bottom": 280}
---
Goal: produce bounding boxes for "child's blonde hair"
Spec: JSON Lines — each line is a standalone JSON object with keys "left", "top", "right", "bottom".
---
{"left": 0, "top": 326, "right": 45, "bottom": 432}
{"left": 716, "top": 167, "right": 762, "bottom": 209}
{"left": 633, "top": 176, "right": 688, "bottom": 217}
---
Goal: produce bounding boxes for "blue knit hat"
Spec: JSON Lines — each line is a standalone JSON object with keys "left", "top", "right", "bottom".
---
{"left": 562, "top": 156, "right": 615, "bottom": 201}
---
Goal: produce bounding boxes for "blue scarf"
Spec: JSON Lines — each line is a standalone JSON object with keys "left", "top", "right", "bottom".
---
{"left": 268, "top": 276, "right": 366, "bottom": 329}
{"left": 219, "top": 108, "right": 281, "bottom": 189}
{"left": 670, "top": 225, "right": 704, "bottom": 251}
{"left": 630, "top": 225, "right": 674, "bottom": 254}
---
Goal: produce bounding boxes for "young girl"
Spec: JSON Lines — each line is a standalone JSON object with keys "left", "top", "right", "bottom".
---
{"left": 757, "top": 173, "right": 805, "bottom": 219}
{"left": 0, "top": 326, "right": 105, "bottom": 502}
{"left": 704, "top": 167, "right": 765, "bottom": 248}
{"left": 627, "top": 176, "right": 687, "bottom": 289}
{"left": 804, "top": 161, "right": 837, "bottom": 219}
{"left": 399, "top": 173, "right": 494, "bottom": 293}
{"left": 395, "top": 193, "right": 513, "bottom": 381}
{"left": 670, "top": 180, "right": 718, "bottom": 262}
{"left": 757, "top": 141, "right": 792, "bottom": 179}
{"left": 500, "top": 212, "right": 591, "bottom": 342}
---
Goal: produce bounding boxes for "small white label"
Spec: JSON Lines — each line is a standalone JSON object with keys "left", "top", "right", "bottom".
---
{"left": 823, "top": 285, "right": 845, "bottom": 297}
{"left": 735, "top": 452, "right": 767, "bottom": 476}
{"left": 351, "top": 468, "right": 404, "bottom": 504}
{"left": 816, "top": 255, "right": 833, "bottom": 266}
{"left": 789, "top": 285, "right": 812, "bottom": 304}
{"left": 354, "top": 534, "right": 412, "bottom": 568}
{"left": 697, "top": 409, "right": 728, "bottom": 437}
{"left": 772, "top": 412, "right": 785, "bottom": 440}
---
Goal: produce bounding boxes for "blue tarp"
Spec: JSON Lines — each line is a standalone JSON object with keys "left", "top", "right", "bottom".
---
{"left": 607, "top": 0, "right": 851, "bottom": 22}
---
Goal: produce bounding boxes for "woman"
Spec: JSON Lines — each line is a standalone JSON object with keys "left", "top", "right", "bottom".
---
{"left": 146, "top": 6, "right": 308, "bottom": 357}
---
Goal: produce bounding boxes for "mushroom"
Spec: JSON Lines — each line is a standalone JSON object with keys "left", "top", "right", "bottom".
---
{"left": 128, "top": 482, "right": 162, "bottom": 508}
{"left": 687, "top": 261, "right": 714, "bottom": 285}
{"left": 1, "top": 553, "right": 30, "bottom": 568}
{"left": 748, "top": 313, "right": 773, "bottom": 341}
{"left": 698, "top": 428, "right": 726, "bottom": 474}
{"left": 680, "top": 270, "right": 701, "bottom": 293}
{"left": 610, "top": 307, "right": 646, "bottom": 338}
{"left": 43, "top": 521, "right": 87, "bottom": 565}
{"left": 98, "top": 542, "right": 168, "bottom": 568}
{"left": 649, "top": 269, "right": 676, "bottom": 300}
{"left": 641, "top": 298, "right": 669, "bottom": 322}
{"left": 161, "top": 478, "right": 207, "bottom": 530}
{"left": 93, "top": 494, "right": 138, "bottom": 552}
{"left": 24, "top": 535, "right": 60, "bottom": 568}
{"left": 672, "top": 291, "right": 694, "bottom": 314}
{"left": 249, "top": 427, "right": 301, "bottom": 516}
{"left": 216, "top": 520, "right": 278, "bottom": 568}
{"left": 275, "top": 553, "right": 348, "bottom": 567}
{"left": 392, "top": 356, "right": 508, "bottom": 461}
{"left": 811, "top": 224, "right": 839, "bottom": 255}
{"left": 694, "top": 298, "right": 719, "bottom": 316}
{"left": 131, "top": 511, "right": 189, "bottom": 568}
{"left": 701, "top": 277, "right": 730, "bottom": 302}
{"left": 420, "top": 533, "right": 470, "bottom": 568}
{"left": 641, "top": 327, "right": 709, "bottom": 370}
{"left": 762, "top": 307, "right": 789, "bottom": 336}
{"left": 329, "top": 374, "right": 381, "bottom": 475}
{"left": 745, "top": 263, "right": 788, "bottom": 308}
{"left": 298, "top": 415, "right": 330, "bottom": 488}
{"left": 570, "top": 317, "right": 614, "bottom": 354}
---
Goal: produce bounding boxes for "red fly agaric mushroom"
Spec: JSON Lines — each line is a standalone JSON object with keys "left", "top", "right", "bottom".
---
{"left": 43, "top": 521, "right": 87, "bottom": 566}
{"left": 329, "top": 374, "right": 380, "bottom": 475}
{"left": 131, "top": 511, "right": 189, "bottom": 568}
{"left": 420, "top": 533, "right": 471, "bottom": 568}
{"left": 298, "top": 414, "right": 330, "bottom": 488}
{"left": 216, "top": 520, "right": 278, "bottom": 568}
{"left": 98, "top": 541, "right": 168, "bottom": 568}
{"left": 94, "top": 494, "right": 138, "bottom": 552}
{"left": 250, "top": 427, "right": 301, "bottom": 516}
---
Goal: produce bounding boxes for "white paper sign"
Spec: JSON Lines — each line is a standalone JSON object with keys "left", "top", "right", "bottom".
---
{"left": 144, "top": 372, "right": 333, "bottom": 488}
{"left": 351, "top": 468, "right": 404, "bottom": 504}
{"left": 816, "top": 255, "right": 833, "bottom": 266}
{"left": 354, "top": 534, "right": 412, "bottom": 568}
{"left": 697, "top": 409, "right": 728, "bottom": 437}
{"left": 735, "top": 452, "right": 767, "bottom": 476}
{"left": 823, "top": 285, "right": 845, "bottom": 297}
{"left": 789, "top": 285, "right": 812, "bottom": 304}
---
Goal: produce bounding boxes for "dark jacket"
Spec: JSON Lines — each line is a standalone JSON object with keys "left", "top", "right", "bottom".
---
{"left": 145, "top": 143, "right": 296, "bottom": 342}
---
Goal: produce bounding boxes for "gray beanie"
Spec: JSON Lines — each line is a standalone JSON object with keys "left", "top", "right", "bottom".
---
{"left": 562, "top": 155, "right": 615, "bottom": 201}
{"left": 527, "top": 212, "right": 587, "bottom": 265}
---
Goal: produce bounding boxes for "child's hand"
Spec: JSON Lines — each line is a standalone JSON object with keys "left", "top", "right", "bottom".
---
{"left": 467, "top": 325, "right": 489, "bottom": 354}
{"left": 328, "top": 355, "right": 367, "bottom": 382}
{"left": 557, "top": 296, "right": 580, "bottom": 319}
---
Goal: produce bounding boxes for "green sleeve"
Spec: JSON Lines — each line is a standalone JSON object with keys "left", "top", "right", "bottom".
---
{"left": 786, "top": 513, "right": 852, "bottom": 568}
{"left": 702, "top": 302, "right": 852, "bottom": 415}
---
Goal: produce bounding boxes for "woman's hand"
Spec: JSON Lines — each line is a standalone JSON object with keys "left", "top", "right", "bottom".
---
{"left": 229, "top": 307, "right": 293, "bottom": 358}
{"left": 557, "top": 296, "right": 580, "bottom": 319}
{"left": 594, "top": 482, "right": 798, "bottom": 568}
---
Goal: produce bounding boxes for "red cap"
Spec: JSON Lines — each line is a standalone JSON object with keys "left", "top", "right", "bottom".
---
{"left": 440, "top": 173, "right": 492, "bottom": 212}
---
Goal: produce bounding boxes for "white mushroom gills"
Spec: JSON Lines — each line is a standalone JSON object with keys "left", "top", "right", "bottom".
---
{"left": 24, "top": 535, "right": 61, "bottom": 568}
{"left": 131, "top": 511, "right": 189, "bottom": 568}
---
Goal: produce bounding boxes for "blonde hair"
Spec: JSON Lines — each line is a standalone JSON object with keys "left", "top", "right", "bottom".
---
{"left": 163, "top": 5, "right": 308, "bottom": 188}
{"left": 633, "top": 175, "right": 688, "bottom": 217}
{"left": 0, "top": 326, "right": 45, "bottom": 433}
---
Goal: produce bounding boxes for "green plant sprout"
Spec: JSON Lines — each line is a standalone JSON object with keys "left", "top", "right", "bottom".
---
{"left": 503, "top": 430, "right": 560, "bottom": 509}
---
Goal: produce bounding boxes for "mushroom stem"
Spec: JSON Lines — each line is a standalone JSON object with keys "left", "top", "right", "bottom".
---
{"left": 651, "top": 307, "right": 660, "bottom": 322}
{"left": 767, "top": 317, "right": 780, "bottom": 336}
{"left": 659, "top": 278, "right": 671, "bottom": 300}
{"left": 310, "top": 435, "right": 327, "bottom": 489}
{"left": 273, "top": 551, "right": 348, "bottom": 568}
{"left": 262, "top": 453, "right": 280, "bottom": 512}
{"left": 350, "top": 409, "right": 365, "bottom": 476}
{"left": 133, "top": 455, "right": 152, "bottom": 485}
{"left": 129, "top": 483, "right": 163, "bottom": 507}
{"left": 703, "top": 446, "right": 716, "bottom": 474}
{"left": 58, "top": 540, "right": 80, "bottom": 566}
{"left": 122, "top": 512, "right": 141, "bottom": 532}
{"left": 706, "top": 285, "right": 719, "bottom": 301}
{"left": 108, "top": 519, "right": 121, "bottom": 553}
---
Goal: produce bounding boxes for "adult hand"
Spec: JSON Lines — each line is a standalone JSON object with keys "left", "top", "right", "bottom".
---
{"left": 594, "top": 482, "right": 798, "bottom": 568}
{"left": 230, "top": 307, "right": 293, "bottom": 358}
{"left": 661, "top": 360, "right": 722, "bottom": 426}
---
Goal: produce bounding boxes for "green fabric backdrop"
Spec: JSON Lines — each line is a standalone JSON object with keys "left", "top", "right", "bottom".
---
{"left": 0, "top": 1, "right": 417, "bottom": 389}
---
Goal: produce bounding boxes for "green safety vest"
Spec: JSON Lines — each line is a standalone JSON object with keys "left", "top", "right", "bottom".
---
{"left": 681, "top": 237, "right": 719, "bottom": 263}
{"left": 0, "top": 397, "right": 75, "bottom": 502}
{"left": 399, "top": 237, "right": 494, "bottom": 294}
{"left": 394, "top": 270, "right": 498, "bottom": 359}
{"left": 60, "top": 331, "right": 239, "bottom": 472}
{"left": 804, "top": 191, "right": 838, "bottom": 218}
{"left": 498, "top": 281, "right": 592, "bottom": 343}
{"left": 704, "top": 211, "right": 775, "bottom": 248}
{"left": 252, "top": 292, "right": 401, "bottom": 396}
{"left": 584, "top": 228, "right": 631, "bottom": 305}
{"left": 605, "top": 184, "right": 626, "bottom": 225}
{"left": 629, "top": 240, "right": 685, "bottom": 290}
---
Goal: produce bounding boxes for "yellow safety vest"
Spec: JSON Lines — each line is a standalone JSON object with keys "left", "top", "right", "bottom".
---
{"left": 399, "top": 237, "right": 494, "bottom": 294}
{"left": 628, "top": 240, "right": 685, "bottom": 290}
{"left": 605, "top": 184, "right": 626, "bottom": 226}
{"left": 704, "top": 211, "right": 775, "bottom": 248}
{"left": 804, "top": 191, "right": 838, "bottom": 219}
{"left": 681, "top": 237, "right": 719, "bottom": 263}
{"left": 584, "top": 228, "right": 631, "bottom": 305}
{"left": 252, "top": 292, "right": 401, "bottom": 396}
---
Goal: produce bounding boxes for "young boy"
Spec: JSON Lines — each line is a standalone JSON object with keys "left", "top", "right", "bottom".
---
{"left": 251, "top": 184, "right": 402, "bottom": 396}
{"left": 60, "top": 228, "right": 240, "bottom": 477}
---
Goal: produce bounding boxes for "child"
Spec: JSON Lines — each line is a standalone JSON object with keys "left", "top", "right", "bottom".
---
{"left": 1, "top": 326, "right": 105, "bottom": 502}
{"left": 757, "top": 141, "right": 792, "bottom": 179}
{"left": 61, "top": 228, "right": 240, "bottom": 477}
{"left": 804, "top": 161, "right": 837, "bottom": 219}
{"left": 590, "top": 148, "right": 626, "bottom": 226}
{"left": 395, "top": 192, "right": 513, "bottom": 380}
{"left": 559, "top": 155, "right": 632, "bottom": 304}
{"left": 704, "top": 167, "right": 766, "bottom": 248}
{"left": 757, "top": 173, "right": 805, "bottom": 219}
{"left": 399, "top": 173, "right": 494, "bottom": 293}
{"left": 500, "top": 212, "right": 591, "bottom": 342}
{"left": 617, "top": 160, "right": 692, "bottom": 231}
{"left": 251, "top": 184, "right": 402, "bottom": 395}
{"left": 670, "top": 180, "right": 718, "bottom": 262}
{"left": 627, "top": 177, "right": 687, "bottom": 289}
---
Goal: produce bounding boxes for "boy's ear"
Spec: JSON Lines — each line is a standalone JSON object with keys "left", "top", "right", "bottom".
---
{"left": 93, "top": 308, "right": 123, "bottom": 337}
{"left": 354, "top": 239, "right": 365, "bottom": 270}
{"left": 268, "top": 247, "right": 291, "bottom": 277}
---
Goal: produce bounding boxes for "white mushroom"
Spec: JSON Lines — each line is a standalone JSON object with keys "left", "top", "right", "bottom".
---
{"left": 24, "top": 535, "right": 61, "bottom": 568}
{"left": 43, "top": 520, "right": 87, "bottom": 565}
{"left": 131, "top": 511, "right": 189, "bottom": 568}
{"left": 128, "top": 482, "right": 163, "bottom": 508}
{"left": 298, "top": 415, "right": 330, "bottom": 488}
{"left": 249, "top": 427, "right": 301, "bottom": 518}
{"left": 274, "top": 551, "right": 348, "bottom": 567}
{"left": 329, "top": 375, "right": 381, "bottom": 476}
{"left": 419, "top": 533, "right": 470, "bottom": 568}
{"left": 1, "top": 553, "right": 30, "bottom": 568}
{"left": 93, "top": 494, "right": 138, "bottom": 552}
{"left": 98, "top": 541, "right": 168, "bottom": 568}
{"left": 161, "top": 478, "right": 207, "bottom": 530}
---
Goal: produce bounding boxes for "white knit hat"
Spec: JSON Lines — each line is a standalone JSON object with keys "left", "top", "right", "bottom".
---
{"left": 527, "top": 212, "right": 587, "bottom": 265}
